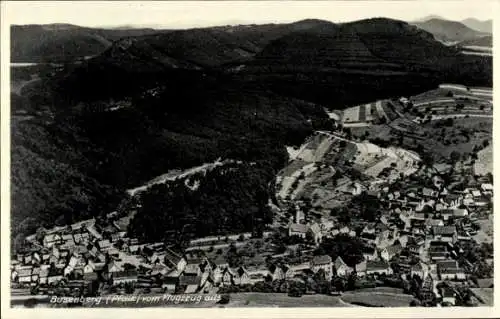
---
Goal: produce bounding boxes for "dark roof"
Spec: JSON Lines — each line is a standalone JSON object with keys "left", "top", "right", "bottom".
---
{"left": 179, "top": 275, "right": 201, "bottom": 286}
{"left": 441, "top": 287, "right": 456, "bottom": 298}
{"left": 237, "top": 267, "right": 248, "bottom": 277}
{"left": 433, "top": 226, "right": 457, "bottom": 236}
{"left": 164, "top": 248, "right": 183, "bottom": 268}
{"left": 113, "top": 270, "right": 138, "bottom": 278}
{"left": 312, "top": 255, "right": 332, "bottom": 265}
{"left": 367, "top": 260, "right": 390, "bottom": 271}
{"left": 212, "top": 255, "right": 228, "bottom": 266}
{"left": 385, "top": 244, "right": 403, "bottom": 256}
{"left": 289, "top": 223, "right": 308, "bottom": 233}
{"left": 163, "top": 276, "right": 178, "bottom": 285}
{"left": 438, "top": 260, "right": 459, "bottom": 269}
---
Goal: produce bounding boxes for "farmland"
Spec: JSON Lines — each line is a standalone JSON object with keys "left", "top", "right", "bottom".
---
{"left": 226, "top": 293, "right": 354, "bottom": 307}
{"left": 341, "top": 288, "right": 415, "bottom": 307}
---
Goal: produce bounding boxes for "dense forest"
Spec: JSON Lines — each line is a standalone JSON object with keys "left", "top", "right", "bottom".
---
{"left": 127, "top": 163, "right": 275, "bottom": 244}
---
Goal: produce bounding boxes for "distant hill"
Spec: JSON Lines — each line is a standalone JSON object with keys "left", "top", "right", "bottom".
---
{"left": 459, "top": 35, "right": 493, "bottom": 47}
{"left": 412, "top": 18, "right": 488, "bottom": 43}
{"left": 10, "top": 24, "right": 168, "bottom": 63}
{"left": 460, "top": 18, "right": 492, "bottom": 33}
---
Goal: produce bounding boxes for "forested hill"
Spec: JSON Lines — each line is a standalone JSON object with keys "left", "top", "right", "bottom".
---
{"left": 11, "top": 17, "right": 492, "bottom": 246}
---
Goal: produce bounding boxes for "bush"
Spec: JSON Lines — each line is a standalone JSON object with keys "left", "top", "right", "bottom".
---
{"left": 217, "top": 294, "right": 231, "bottom": 304}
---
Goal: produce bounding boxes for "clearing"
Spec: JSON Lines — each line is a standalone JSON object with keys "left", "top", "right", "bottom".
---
{"left": 341, "top": 288, "right": 415, "bottom": 307}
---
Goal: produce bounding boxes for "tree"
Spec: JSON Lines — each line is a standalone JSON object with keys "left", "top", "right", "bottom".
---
{"left": 218, "top": 294, "right": 231, "bottom": 304}
{"left": 315, "top": 235, "right": 364, "bottom": 267}
{"left": 124, "top": 282, "right": 135, "bottom": 294}
{"left": 333, "top": 277, "right": 346, "bottom": 292}
{"left": 346, "top": 272, "right": 357, "bottom": 291}
{"left": 450, "top": 151, "right": 461, "bottom": 163}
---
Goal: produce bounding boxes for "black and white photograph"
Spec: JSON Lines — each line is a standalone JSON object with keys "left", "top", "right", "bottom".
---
{"left": 1, "top": 0, "right": 496, "bottom": 314}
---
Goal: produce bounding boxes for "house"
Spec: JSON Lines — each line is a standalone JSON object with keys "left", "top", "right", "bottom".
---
{"left": 453, "top": 208, "right": 468, "bottom": 218}
{"left": 310, "top": 255, "right": 333, "bottom": 280}
{"left": 288, "top": 223, "right": 308, "bottom": 238}
{"left": 111, "top": 231, "right": 127, "bottom": 242}
{"left": 179, "top": 275, "right": 201, "bottom": 293}
{"left": 362, "top": 247, "right": 379, "bottom": 261}
{"left": 421, "top": 188, "right": 438, "bottom": 199}
{"left": 481, "top": 183, "right": 493, "bottom": 194}
{"left": 235, "top": 267, "right": 250, "bottom": 285}
{"left": 17, "top": 267, "right": 33, "bottom": 284}
{"left": 47, "top": 271, "right": 64, "bottom": 285}
{"left": 354, "top": 259, "right": 367, "bottom": 277}
{"left": 334, "top": 256, "right": 353, "bottom": 277}
{"left": 39, "top": 268, "right": 49, "bottom": 284}
{"left": 429, "top": 243, "right": 449, "bottom": 261}
{"left": 32, "top": 251, "right": 42, "bottom": 264}
{"left": 222, "top": 268, "right": 236, "bottom": 286}
{"left": 268, "top": 265, "right": 285, "bottom": 281}
{"left": 112, "top": 270, "right": 138, "bottom": 285}
{"left": 420, "top": 275, "right": 435, "bottom": 302}
{"left": 150, "top": 263, "right": 170, "bottom": 276}
{"left": 426, "top": 219, "right": 444, "bottom": 229}
{"left": 162, "top": 276, "right": 178, "bottom": 293}
{"left": 183, "top": 263, "right": 202, "bottom": 277}
{"left": 432, "top": 226, "right": 457, "bottom": 243}
{"left": 470, "top": 189, "right": 482, "bottom": 198}
{"left": 164, "top": 248, "right": 187, "bottom": 273}
{"left": 308, "top": 223, "right": 323, "bottom": 245}
{"left": 199, "top": 275, "right": 215, "bottom": 293}
{"left": 381, "top": 244, "right": 403, "bottom": 261}
{"left": 441, "top": 286, "right": 457, "bottom": 305}
{"left": 211, "top": 256, "right": 229, "bottom": 284}
{"left": 107, "top": 261, "right": 122, "bottom": 275}
{"left": 97, "top": 240, "right": 112, "bottom": 251}
{"left": 43, "top": 234, "right": 63, "bottom": 248}
{"left": 438, "top": 260, "right": 466, "bottom": 280}
{"left": 366, "top": 260, "right": 393, "bottom": 276}
{"left": 410, "top": 263, "right": 425, "bottom": 279}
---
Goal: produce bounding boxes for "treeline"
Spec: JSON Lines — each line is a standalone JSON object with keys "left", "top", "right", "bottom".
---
{"left": 127, "top": 163, "right": 275, "bottom": 243}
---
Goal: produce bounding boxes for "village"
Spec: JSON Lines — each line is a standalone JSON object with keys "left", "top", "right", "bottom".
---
{"left": 11, "top": 84, "right": 494, "bottom": 308}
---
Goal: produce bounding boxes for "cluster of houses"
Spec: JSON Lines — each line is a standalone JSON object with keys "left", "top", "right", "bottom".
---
{"left": 285, "top": 167, "right": 493, "bottom": 305}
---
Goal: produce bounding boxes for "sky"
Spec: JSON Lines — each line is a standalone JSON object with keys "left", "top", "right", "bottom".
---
{"left": 2, "top": 1, "right": 495, "bottom": 29}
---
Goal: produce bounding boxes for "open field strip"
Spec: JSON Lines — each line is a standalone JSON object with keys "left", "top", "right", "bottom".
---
{"left": 342, "top": 105, "right": 361, "bottom": 123}
{"left": 462, "top": 51, "right": 492, "bottom": 57}
{"left": 462, "top": 45, "right": 492, "bottom": 52}
{"left": 412, "top": 99, "right": 455, "bottom": 107}
{"left": 374, "top": 100, "right": 387, "bottom": 120}
{"left": 365, "top": 104, "right": 374, "bottom": 122}
{"left": 474, "top": 145, "right": 492, "bottom": 176}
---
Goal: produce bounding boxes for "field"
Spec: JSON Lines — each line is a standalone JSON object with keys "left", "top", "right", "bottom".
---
{"left": 470, "top": 288, "right": 494, "bottom": 306}
{"left": 341, "top": 288, "right": 415, "bottom": 307}
{"left": 341, "top": 100, "right": 391, "bottom": 127}
{"left": 226, "top": 293, "right": 355, "bottom": 307}
{"left": 472, "top": 215, "right": 493, "bottom": 245}
{"left": 474, "top": 145, "right": 492, "bottom": 175}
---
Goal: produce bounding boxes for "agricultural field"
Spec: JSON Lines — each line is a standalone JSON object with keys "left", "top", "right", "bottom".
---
{"left": 341, "top": 289, "right": 416, "bottom": 307}
{"left": 469, "top": 288, "right": 494, "bottom": 306}
{"left": 226, "top": 293, "right": 354, "bottom": 307}
{"left": 472, "top": 215, "right": 493, "bottom": 245}
{"left": 474, "top": 145, "right": 492, "bottom": 176}
{"left": 340, "top": 100, "right": 391, "bottom": 127}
